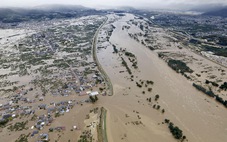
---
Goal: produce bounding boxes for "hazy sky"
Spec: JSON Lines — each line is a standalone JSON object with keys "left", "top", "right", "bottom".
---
{"left": 1, "top": 0, "right": 227, "bottom": 8}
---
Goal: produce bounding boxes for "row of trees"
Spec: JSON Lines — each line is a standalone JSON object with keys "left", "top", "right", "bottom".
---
{"left": 215, "top": 95, "right": 227, "bottom": 107}
{"left": 113, "top": 44, "right": 118, "bottom": 53}
{"left": 121, "top": 57, "right": 132, "bottom": 75}
{"left": 193, "top": 83, "right": 227, "bottom": 108}
{"left": 164, "top": 119, "right": 187, "bottom": 141}
{"left": 125, "top": 51, "right": 135, "bottom": 58}
{"left": 205, "top": 79, "right": 219, "bottom": 87}
{"left": 155, "top": 94, "right": 159, "bottom": 101}
{"left": 192, "top": 83, "right": 215, "bottom": 97}
{"left": 220, "top": 82, "right": 227, "bottom": 91}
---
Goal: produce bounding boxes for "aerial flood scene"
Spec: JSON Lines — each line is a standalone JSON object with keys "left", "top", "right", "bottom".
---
{"left": 0, "top": 0, "right": 227, "bottom": 142}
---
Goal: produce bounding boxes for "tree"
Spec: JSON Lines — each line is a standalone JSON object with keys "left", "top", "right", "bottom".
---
{"left": 89, "top": 96, "right": 96, "bottom": 103}
{"left": 157, "top": 105, "right": 160, "bottom": 110}
{"left": 90, "top": 95, "right": 98, "bottom": 103}
{"left": 162, "top": 109, "right": 165, "bottom": 113}
{"left": 168, "top": 122, "right": 183, "bottom": 140}
{"left": 182, "top": 136, "right": 186, "bottom": 141}
{"left": 113, "top": 45, "right": 118, "bottom": 53}
{"left": 63, "top": 83, "right": 68, "bottom": 89}
{"left": 0, "top": 119, "right": 9, "bottom": 126}
{"left": 148, "top": 88, "right": 152, "bottom": 92}
{"left": 155, "top": 94, "right": 159, "bottom": 101}
{"left": 148, "top": 98, "right": 151, "bottom": 102}
{"left": 164, "top": 119, "right": 170, "bottom": 123}
{"left": 95, "top": 95, "right": 98, "bottom": 101}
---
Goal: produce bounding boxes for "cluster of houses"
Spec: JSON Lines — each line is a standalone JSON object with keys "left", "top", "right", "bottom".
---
{"left": 0, "top": 16, "right": 106, "bottom": 142}
{"left": 49, "top": 68, "right": 104, "bottom": 97}
{"left": 0, "top": 79, "right": 101, "bottom": 141}
{"left": 0, "top": 89, "right": 36, "bottom": 123}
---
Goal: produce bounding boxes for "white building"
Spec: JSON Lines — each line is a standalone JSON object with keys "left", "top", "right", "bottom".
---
{"left": 89, "top": 91, "right": 99, "bottom": 96}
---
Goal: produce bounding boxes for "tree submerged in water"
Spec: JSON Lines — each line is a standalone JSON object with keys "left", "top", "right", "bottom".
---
{"left": 89, "top": 96, "right": 98, "bottom": 103}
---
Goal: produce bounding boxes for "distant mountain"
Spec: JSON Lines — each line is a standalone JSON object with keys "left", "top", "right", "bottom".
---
{"left": 189, "top": 4, "right": 225, "bottom": 13}
{"left": 34, "top": 4, "right": 90, "bottom": 12}
{"left": 0, "top": 8, "right": 44, "bottom": 23}
{"left": 0, "top": 5, "right": 105, "bottom": 23}
{"left": 115, "top": 6, "right": 136, "bottom": 11}
{"left": 0, "top": 8, "right": 18, "bottom": 18}
{"left": 95, "top": 6, "right": 136, "bottom": 12}
{"left": 203, "top": 7, "right": 227, "bottom": 17}
{"left": 100, "top": 6, "right": 137, "bottom": 14}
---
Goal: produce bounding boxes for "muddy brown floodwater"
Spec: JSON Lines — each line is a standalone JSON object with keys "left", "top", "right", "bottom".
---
{"left": 97, "top": 14, "right": 227, "bottom": 142}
